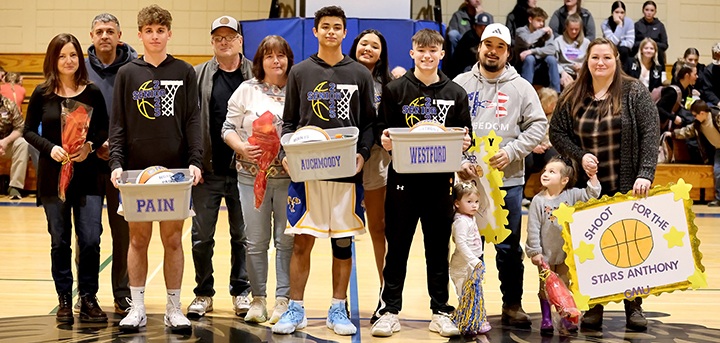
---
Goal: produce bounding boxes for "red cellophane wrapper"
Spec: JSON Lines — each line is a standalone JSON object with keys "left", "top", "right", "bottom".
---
{"left": 248, "top": 111, "right": 280, "bottom": 209}
{"left": 59, "top": 100, "right": 93, "bottom": 202}
{"left": 540, "top": 260, "right": 581, "bottom": 324}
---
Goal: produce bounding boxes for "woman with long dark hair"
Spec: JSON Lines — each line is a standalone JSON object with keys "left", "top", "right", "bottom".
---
{"left": 601, "top": 1, "right": 634, "bottom": 64}
{"left": 633, "top": 1, "right": 668, "bottom": 66}
{"left": 23, "top": 33, "right": 109, "bottom": 324}
{"left": 550, "top": 38, "right": 659, "bottom": 331}
{"left": 349, "top": 29, "right": 393, "bottom": 287}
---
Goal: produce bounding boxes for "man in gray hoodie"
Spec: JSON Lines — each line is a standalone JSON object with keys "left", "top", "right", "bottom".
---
{"left": 454, "top": 22, "right": 547, "bottom": 327}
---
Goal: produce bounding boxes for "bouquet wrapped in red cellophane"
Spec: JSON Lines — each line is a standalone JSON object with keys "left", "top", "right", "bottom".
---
{"left": 59, "top": 99, "right": 93, "bottom": 202}
{"left": 248, "top": 111, "right": 280, "bottom": 209}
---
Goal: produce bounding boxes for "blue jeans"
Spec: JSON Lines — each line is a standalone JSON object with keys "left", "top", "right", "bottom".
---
{"left": 494, "top": 185, "right": 525, "bottom": 306}
{"left": 238, "top": 178, "right": 294, "bottom": 299}
{"left": 42, "top": 195, "right": 103, "bottom": 296}
{"left": 714, "top": 148, "right": 720, "bottom": 201}
{"left": 191, "top": 173, "right": 249, "bottom": 297}
{"left": 447, "top": 29, "right": 462, "bottom": 57}
{"left": 521, "top": 55, "right": 561, "bottom": 93}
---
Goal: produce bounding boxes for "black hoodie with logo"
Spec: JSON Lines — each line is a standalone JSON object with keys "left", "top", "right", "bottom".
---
{"left": 109, "top": 55, "right": 202, "bottom": 171}
{"left": 377, "top": 68, "right": 472, "bottom": 185}
{"left": 280, "top": 53, "right": 376, "bottom": 183}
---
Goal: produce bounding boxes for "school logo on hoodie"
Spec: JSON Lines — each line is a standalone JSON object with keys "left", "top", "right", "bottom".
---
{"left": 132, "top": 80, "right": 183, "bottom": 120}
{"left": 306, "top": 81, "right": 357, "bottom": 122}
{"left": 402, "top": 96, "right": 454, "bottom": 127}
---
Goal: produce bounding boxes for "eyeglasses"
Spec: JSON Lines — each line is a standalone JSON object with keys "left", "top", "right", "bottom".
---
{"left": 212, "top": 35, "right": 239, "bottom": 43}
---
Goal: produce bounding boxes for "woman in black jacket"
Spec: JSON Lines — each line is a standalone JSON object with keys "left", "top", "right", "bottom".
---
{"left": 633, "top": 1, "right": 668, "bottom": 66}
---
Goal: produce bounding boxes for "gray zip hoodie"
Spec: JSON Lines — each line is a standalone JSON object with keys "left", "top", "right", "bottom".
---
{"left": 454, "top": 64, "right": 547, "bottom": 187}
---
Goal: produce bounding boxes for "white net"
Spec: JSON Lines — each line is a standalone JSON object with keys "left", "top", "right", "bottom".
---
{"left": 336, "top": 85, "right": 358, "bottom": 121}
{"left": 434, "top": 99, "right": 454, "bottom": 125}
{"left": 160, "top": 80, "right": 183, "bottom": 116}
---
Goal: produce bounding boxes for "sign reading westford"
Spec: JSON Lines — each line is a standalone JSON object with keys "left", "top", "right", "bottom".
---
{"left": 554, "top": 179, "right": 707, "bottom": 309}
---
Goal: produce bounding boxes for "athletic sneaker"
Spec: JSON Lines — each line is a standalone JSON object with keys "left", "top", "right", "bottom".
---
{"left": 165, "top": 297, "right": 192, "bottom": 330}
{"left": 119, "top": 302, "right": 147, "bottom": 330}
{"left": 271, "top": 300, "right": 307, "bottom": 334}
{"left": 232, "top": 295, "right": 251, "bottom": 316}
{"left": 187, "top": 296, "right": 213, "bottom": 317}
{"left": 73, "top": 299, "right": 81, "bottom": 314}
{"left": 244, "top": 296, "right": 267, "bottom": 323}
{"left": 326, "top": 302, "right": 356, "bottom": 335}
{"left": 371, "top": 312, "right": 401, "bottom": 337}
{"left": 429, "top": 312, "right": 461, "bottom": 337}
{"left": 270, "top": 297, "right": 289, "bottom": 324}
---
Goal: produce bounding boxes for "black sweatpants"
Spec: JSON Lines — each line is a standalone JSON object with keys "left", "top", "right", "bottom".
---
{"left": 377, "top": 170, "right": 455, "bottom": 315}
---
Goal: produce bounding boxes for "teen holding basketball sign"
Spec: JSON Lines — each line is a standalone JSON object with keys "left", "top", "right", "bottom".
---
{"left": 549, "top": 37, "right": 659, "bottom": 330}
{"left": 108, "top": 5, "right": 202, "bottom": 331}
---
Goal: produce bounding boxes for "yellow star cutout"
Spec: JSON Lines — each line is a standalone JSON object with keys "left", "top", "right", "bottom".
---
{"left": 479, "top": 223, "right": 495, "bottom": 242}
{"left": 552, "top": 203, "right": 575, "bottom": 226}
{"left": 663, "top": 226, "right": 685, "bottom": 248}
{"left": 467, "top": 132, "right": 483, "bottom": 154}
{"left": 481, "top": 153, "right": 495, "bottom": 171}
{"left": 494, "top": 226, "right": 512, "bottom": 244}
{"left": 487, "top": 169, "right": 505, "bottom": 189}
{"left": 670, "top": 178, "right": 692, "bottom": 201}
{"left": 493, "top": 207, "right": 509, "bottom": 227}
{"left": 687, "top": 268, "right": 708, "bottom": 290}
{"left": 483, "top": 130, "right": 502, "bottom": 153}
{"left": 572, "top": 292, "right": 591, "bottom": 311}
{"left": 489, "top": 188, "right": 507, "bottom": 207}
{"left": 574, "top": 241, "right": 595, "bottom": 263}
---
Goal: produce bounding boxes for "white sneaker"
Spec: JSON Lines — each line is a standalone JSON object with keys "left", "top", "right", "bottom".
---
{"left": 73, "top": 300, "right": 81, "bottom": 314}
{"left": 165, "top": 297, "right": 192, "bottom": 330}
{"left": 233, "top": 295, "right": 251, "bottom": 316}
{"left": 270, "top": 297, "right": 289, "bottom": 324}
{"left": 187, "top": 296, "right": 213, "bottom": 317}
{"left": 429, "top": 312, "right": 461, "bottom": 337}
{"left": 371, "top": 312, "right": 401, "bottom": 337}
{"left": 119, "top": 302, "right": 147, "bottom": 330}
{"left": 244, "top": 297, "right": 267, "bottom": 323}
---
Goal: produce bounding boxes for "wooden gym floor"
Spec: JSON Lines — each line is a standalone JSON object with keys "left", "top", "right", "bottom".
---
{"left": 0, "top": 194, "right": 719, "bottom": 342}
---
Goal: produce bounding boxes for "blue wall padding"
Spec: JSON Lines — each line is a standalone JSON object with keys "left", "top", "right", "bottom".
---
{"left": 240, "top": 17, "right": 445, "bottom": 71}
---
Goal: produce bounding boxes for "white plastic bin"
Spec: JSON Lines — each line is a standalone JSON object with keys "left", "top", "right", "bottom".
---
{"left": 388, "top": 127, "right": 465, "bottom": 173}
{"left": 281, "top": 127, "right": 359, "bottom": 182}
{"left": 117, "top": 168, "right": 194, "bottom": 222}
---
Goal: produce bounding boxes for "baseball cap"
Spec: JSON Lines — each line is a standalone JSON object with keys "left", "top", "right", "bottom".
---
{"left": 211, "top": 16, "right": 239, "bottom": 33}
{"left": 481, "top": 23, "right": 511, "bottom": 45}
{"left": 473, "top": 12, "right": 493, "bottom": 26}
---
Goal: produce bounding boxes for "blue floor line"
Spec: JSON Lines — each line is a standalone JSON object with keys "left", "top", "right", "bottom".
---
{"left": 350, "top": 242, "right": 361, "bottom": 343}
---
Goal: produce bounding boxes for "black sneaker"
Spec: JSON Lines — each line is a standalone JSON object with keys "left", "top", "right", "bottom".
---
{"left": 624, "top": 298, "right": 647, "bottom": 331}
{"left": 708, "top": 200, "right": 720, "bottom": 207}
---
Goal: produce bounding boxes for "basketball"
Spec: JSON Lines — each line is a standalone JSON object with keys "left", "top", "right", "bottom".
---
{"left": 410, "top": 119, "right": 447, "bottom": 132}
{"left": 405, "top": 97, "right": 423, "bottom": 127}
{"left": 136, "top": 166, "right": 174, "bottom": 184}
{"left": 600, "top": 219, "right": 654, "bottom": 268}
{"left": 290, "top": 126, "right": 330, "bottom": 143}
{"left": 136, "top": 80, "right": 156, "bottom": 120}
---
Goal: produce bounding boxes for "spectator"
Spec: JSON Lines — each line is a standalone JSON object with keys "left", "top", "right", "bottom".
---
{"left": 701, "top": 42, "right": 720, "bottom": 106}
{"left": 624, "top": 38, "right": 664, "bottom": 93}
{"left": 524, "top": 88, "right": 559, "bottom": 187}
{"left": 657, "top": 63, "right": 698, "bottom": 131}
{"left": 391, "top": 66, "right": 407, "bottom": 79}
{"left": 446, "top": 0, "right": 493, "bottom": 58}
{"left": 601, "top": 1, "right": 634, "bottom": 65}
{"left": 506, "top": 0, "right": 537, "bottom": 47}
{"left": 448, "top": 12, "right": 493, "bottom": 79}
{"left": 673, "top": 48, "right": 706, "bottom": 103}
{"left": 669, "top": 100, "right": 720, "bottom": 206}
{"left": 0, "top": 95, "right": 29, "bottom": 200}
{"left": 516, "top": 7, "right": 560, "bottom": 92}
{"left": 0, "top": 72, "right": 25, "bottom": 110}
{"left": 633, "top": 1, "right": 668, "bottom": 67}
{"left": 549, "top": 0, "right": 595, "bottom": 41}
{"left": 555, "top": 13, "right": 589, "bottom": 88}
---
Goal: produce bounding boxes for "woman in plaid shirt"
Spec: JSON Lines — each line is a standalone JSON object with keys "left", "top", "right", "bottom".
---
{"left": 548, "top": 37, "right": 659, "bottom": 332}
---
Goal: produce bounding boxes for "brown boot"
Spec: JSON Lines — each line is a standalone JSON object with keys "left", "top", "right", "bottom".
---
{"left": 80, "top": 295, "right": 108, "bottom": 323}
{"left": 581, "top": 304, "right": 604, "bottom": 329}
{"left": 501, "top": 303, "right": 531, "bottom": 326}
{"left": 624, "top": 298, "right": 647, "bottom": 330}
{"left": 56, "top": 293, "right": 74, "bottom": 324}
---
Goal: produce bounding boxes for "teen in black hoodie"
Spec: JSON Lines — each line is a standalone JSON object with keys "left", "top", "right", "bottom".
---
{"left": 372, "top": 29, "right": 471, "bottom": 338}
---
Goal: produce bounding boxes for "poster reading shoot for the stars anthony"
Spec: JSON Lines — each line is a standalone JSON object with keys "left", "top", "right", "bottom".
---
{"left": 553, "top": 179, "right": 707, "bottom": 309}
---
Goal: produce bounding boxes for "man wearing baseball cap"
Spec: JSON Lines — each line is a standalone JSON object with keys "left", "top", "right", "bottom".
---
{"left": 188, "top": 15, "right": 254, "bottom": 318}
{"left": 447, "top": 11, "right": 493, "bottom": 79}
{"left": 454, "top": 22, "right": 548, "bottom": 327}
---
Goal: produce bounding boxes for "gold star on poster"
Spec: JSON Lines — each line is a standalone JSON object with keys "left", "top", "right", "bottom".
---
{"left": 670, "top": 178, "right": 692, "bottom": 201}
{"left": 489, "top": 187, "right": 507, "bottom": 207}
{"left": 574, "top": 241, "right": 595, "bottom": 263}
{"left": 553, "top": 203, "right": 575, "bottom": 225}
{"left": 663, "top": 226, "right": 685, "bottom": 248}
{"left": 573, "top": 292, "right": 591, "bottom": 311}
{"left": 467, "top": 132, "right": 482, "bottom": 154}
{"left": 493, "top": 207, "right": 509, "bottom": 227}
{"left": 687, "top": 268, "right": 708, "bottom": 290}
{"left": 487, "top": 169, "right": 504, "bottom": 189}
{"left": 479, "top": 223, "right": 495, "bottom": 241}
{"left": 483, "top": 130, "right": 502, "bottom": 153}
{"left": 494, "top": 226, "right": 512, "bottom": 243}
